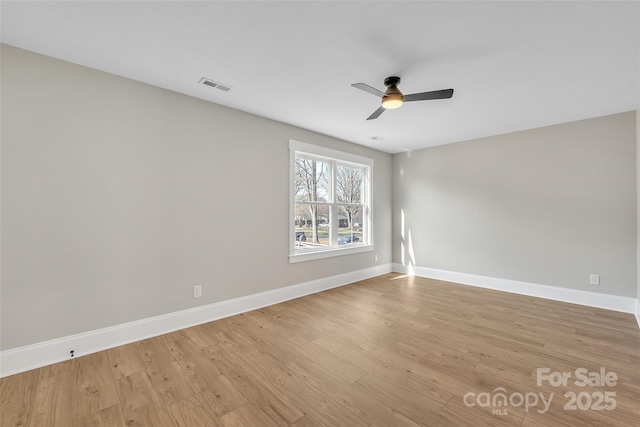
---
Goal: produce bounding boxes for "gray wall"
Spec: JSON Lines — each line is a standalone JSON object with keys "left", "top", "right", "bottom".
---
{"left": 637, "top": 110, "right": 640, "bottom": 304}
{"left": 0, "top": 45, "right": 393, "bottom": 350}
{"left": 393, "top": 112, "right": 637, "bottom": 298}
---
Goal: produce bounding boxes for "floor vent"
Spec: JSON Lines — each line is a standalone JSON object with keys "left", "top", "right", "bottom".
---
{"left": 199, "top": 77, "right": 232, "bottom": 92}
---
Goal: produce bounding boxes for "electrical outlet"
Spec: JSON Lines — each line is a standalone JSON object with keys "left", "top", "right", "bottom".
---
{"left": 589, "top": 274, "right": 600, "bottom": 285}
{"left": 374, "top": 253, "right": 379, "bottom": 262}
{"left": 193, "top": 285, "right": 202, "bottom": 298}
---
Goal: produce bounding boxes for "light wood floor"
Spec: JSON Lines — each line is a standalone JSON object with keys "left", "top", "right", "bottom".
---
{"left": 2, "top": 273, "right": 639, "bottom": 426}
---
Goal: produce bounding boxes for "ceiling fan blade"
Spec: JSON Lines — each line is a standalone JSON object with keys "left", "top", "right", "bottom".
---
{"left": 352, "top": 83, "right": 385, "bottom": 97}
{"left": 366, "top": 106, "right": 386, "bottom": 120}
{"left": 403, "top": 88, "right": 454, "bottom": 102}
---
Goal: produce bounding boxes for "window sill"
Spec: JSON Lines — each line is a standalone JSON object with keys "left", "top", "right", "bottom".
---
{"left": 289, "top": 244, "right": 373, "bottom": 263}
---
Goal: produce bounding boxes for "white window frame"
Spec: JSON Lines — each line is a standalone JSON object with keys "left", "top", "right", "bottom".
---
{"left": 289, "top": 140, "right": 373, "bottom": 263}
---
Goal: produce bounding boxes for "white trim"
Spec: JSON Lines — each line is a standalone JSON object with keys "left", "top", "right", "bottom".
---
{"left": 289, "top": 244, "right": 374, "bottom": 263}
{"left": 289, "top": 140, "right": 374, "bottom": 167}
{"left": 0, "top": 263, "right": 393, "bottom": 378}
{"left": 392, "top": 263, "right": 637, "bottom": 314}
{"left": 635, "top": 299, "right": 640, "bottom": 329}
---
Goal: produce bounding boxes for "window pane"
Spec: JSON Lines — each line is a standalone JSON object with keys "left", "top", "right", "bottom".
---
{"left": 336, "top": 165, "right": 363, "bottom": 204}
{"left": 295, "top": 158, "right": 329, "bottom": 202}
{"left": 338, "top": 205, "right": 363, "bottom": 245}
{"left": 295, "top": 204, "right": 330, "bottom": 249}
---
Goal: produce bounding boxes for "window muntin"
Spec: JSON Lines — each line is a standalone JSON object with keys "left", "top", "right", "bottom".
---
{"left": 290, "top": 140, "right": 373, "bottom": 262}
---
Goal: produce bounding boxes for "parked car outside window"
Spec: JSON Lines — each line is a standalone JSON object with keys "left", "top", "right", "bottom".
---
{"left": 338, "top": 235, "right": 359, "bottom": 245}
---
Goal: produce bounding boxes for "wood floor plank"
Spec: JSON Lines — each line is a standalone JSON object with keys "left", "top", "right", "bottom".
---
{"left": 353, "top": 373, "right": 467, "bottom": 426}
{"left": 278, "top": 306, "right": 367, "bottom": 347}
{"left": 222, "top": 313, "right": 303, "bottom": 364}
{"left": 107, "top": 344, "right": 145, "bottom": 381}
{"left": 273, "top": 303, "right": 369, "bottom": 347}
{"left": 259, "top": 306, "right": 325, "bottom": 341}
{"left": 358, "top": 340, "right": 479, "bottom": 398}
{"left": 135, "top": 337, "right": 197, "bottom": 407}
{"left": 203, "top": 345, "right": 305, "bottom": 426}
{"left": 300, "top": 293, "right": 365, "bottom": 323}
{"left": 28, "top": 372, "right": 77, "bottom": 427}
{"left": 123, "top": 404, "right": 175, "bottom": 427}
{"left": 75, "top": 352, "right": 119, "bottom": 418}
{"left": 290, "top": 414, "right": 325, "bottom": 427}
{"left": 77, "top": 403, "right": 125, "bottom": 427}
{"left": 286, "top": 355, "right": 422, "bottom": 427}
{"left": 166, "top": 392, "right": 224, "bottom": 427}
{"left": 2, "top": 273, "right": 638, "bottom": 426}
{"left": 311, "top": 289, "right": 398, "bottom": 327}
{"left": 234, "top": 349, "right": 370, "bottom": 426}
{"left": 290, "top": 335, "right": 368, "bottom": 384}
{"left": 115, "top": 371, "right": 162, "bottom": 425}
{"left": 218, "top": 403, "right": 281, "bottom": 427}
{"left": 313, "top": 334, "right": 454, "bottom": 408}
{"left": 37, "top": 360, "right": 76, "bottom": 380}
{"left": 181, "top": 324, "right": 223, "bottom": 349}
{"left": 418, "top": 343, "right": 481, "bottom": 373}
{"left": 0, "top": 369, "right": 39, "bottom": 427}
{"left": 240, "top": 308, "right": 368, "bottom": 384}
{"left": 163, "top": 336, "right": 247, "bottom": 417}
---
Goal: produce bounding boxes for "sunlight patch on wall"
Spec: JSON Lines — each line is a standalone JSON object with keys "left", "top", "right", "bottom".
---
{"left": 400, "top": 208, "right": 416, "bottom": 276}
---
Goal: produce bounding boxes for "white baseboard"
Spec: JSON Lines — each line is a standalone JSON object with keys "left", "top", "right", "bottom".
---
{"left": 635, "top": 299, "right": 640, "bottom": 329}
{"left": 0, "top": 263, "right": 393, "bottom": 378}
{"left": 392, "top": 263, "right": 637, "bottom": 315}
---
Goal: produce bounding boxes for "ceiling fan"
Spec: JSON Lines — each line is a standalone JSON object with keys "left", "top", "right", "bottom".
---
{"left": 351, "top": 76, "right": 454, "bottom": 120}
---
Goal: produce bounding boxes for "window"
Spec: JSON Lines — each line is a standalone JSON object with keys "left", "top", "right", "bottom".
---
{"left": 290, "top": 140, "right": 373, "bottom": 262}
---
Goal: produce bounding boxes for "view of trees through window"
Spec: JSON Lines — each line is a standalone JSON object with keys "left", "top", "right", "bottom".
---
{"left": 294, "top": 153, "right": 366, "bottom": 251}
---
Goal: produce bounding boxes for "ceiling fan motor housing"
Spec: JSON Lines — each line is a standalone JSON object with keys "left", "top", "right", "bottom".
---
{"left": 384, "top": 76, "right": 401, "bottom": 86}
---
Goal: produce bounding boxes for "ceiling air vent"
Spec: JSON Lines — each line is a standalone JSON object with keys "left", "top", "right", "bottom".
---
{"left": 199, "top": 77, "right": 232, "bottom": 92}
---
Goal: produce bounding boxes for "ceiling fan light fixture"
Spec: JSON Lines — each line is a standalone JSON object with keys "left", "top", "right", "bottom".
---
{"left": 382, "top": 92, "right": 403, "bottom": 109}
{"left": 381, "top": 81, "right": 403, "bottom": 109}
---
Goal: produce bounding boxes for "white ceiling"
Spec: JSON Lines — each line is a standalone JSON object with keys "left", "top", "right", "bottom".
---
{"left": 1, "top": 1, "right": 639, "bottom": 154}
